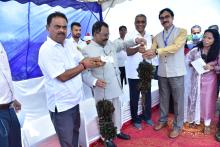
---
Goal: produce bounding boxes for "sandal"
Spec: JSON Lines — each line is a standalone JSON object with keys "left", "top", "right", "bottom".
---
{"left": 204, "top": 126, "right": 211, "bottom": 135}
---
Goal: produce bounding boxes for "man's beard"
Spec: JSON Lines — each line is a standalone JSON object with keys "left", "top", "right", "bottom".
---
{"left": 73, "top": 34, "right": 81, "bottom": 38}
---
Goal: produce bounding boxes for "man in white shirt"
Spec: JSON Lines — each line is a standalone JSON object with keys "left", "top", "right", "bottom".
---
{"left": 68, "top": 22, "right": 93, "bottom": 99}
{"left": 38, "top": 12, "right": 104, "bottom": 147}
{"left": 0, "top": 42, "right": 22, "bottom": 147}
{"left": 69, "top": 22, "right": 87, "bottom": 51}
{"left": 125, "top": 14, "right": 156, "bottom": 130}
{"left": 114, "top": 25, "right": 127, "bottom": 87}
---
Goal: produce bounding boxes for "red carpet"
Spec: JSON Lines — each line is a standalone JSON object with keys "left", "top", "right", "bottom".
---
{"left": 91, "top": 109, "right": 220, "bottom": 147}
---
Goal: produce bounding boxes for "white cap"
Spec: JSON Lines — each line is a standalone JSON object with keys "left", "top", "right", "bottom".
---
{"left": 83, "top": 33, "right": 92, "bottom": 41}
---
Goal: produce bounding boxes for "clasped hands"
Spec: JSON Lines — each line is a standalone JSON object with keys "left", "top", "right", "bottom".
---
{"left": 80, "top": 57, "right": 105, "bottom": 69}
{"left": 135, "top": 39, "right": 157, "bottom": 59}
{"left": 142, "top": 49, "right": 157, "bottom": 59}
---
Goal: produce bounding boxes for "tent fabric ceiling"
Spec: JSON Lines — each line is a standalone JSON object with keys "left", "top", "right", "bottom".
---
{"left": 101, "top": 0, "right": 130, "bottom": 11}
{"left": 0, "top": 0, "right": 102, "bottom": 81}
{"left": 1, "top": 0, "right": 101, "bottom": 12}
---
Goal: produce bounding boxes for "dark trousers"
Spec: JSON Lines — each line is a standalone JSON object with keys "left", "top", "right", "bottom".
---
{"left": 119, "top": 66, "right": 127, "bottom": 88}
{"left": 153, "top": 66, "right": 158, "bottom": 80}
{"left": 49, "top": 105, "right": 80, "bottom": 147}
{"left": 128, "top": 78, "right": 152, "bottom": 123}
{"left": 0, "top": 108, "right": 21, "bottom": 147}
{"left": 158, "top": 76, "right": 184, "bottom": 130}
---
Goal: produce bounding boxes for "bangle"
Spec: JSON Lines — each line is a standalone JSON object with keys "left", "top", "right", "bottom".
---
{"left": 80, "top": 63, "right": 86, "bottom": 69}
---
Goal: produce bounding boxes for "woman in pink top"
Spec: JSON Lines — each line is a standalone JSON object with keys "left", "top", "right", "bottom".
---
{"left": 186, "top": 29, "right": 220, "bottom": 134}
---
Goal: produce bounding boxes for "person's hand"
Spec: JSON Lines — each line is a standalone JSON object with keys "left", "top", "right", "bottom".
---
{"left": 80, "top": 57, "right": 105, "bottom": 69}
{"left": 138, "top": 42, "right": 146, "bottom": 53}
{"left": 13, "top": 99, "right": 21, "bottom": 112}
{"left": 142, "top": 49, "right": 156, "bottom": 59}
{"left": 90, "top": 57, "right": 105, "bottom": 67}
{"left": 203, "top": 64, "right": 214, "bottom": 70}
{"left": 135, "top": 37, "right": 146, "bottom": 45}
{"left": 95, "top": 79, "right": 106, "bottom": 88}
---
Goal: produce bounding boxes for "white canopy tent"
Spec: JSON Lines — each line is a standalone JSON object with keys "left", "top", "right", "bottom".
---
{"left": 102, "top": 0, "right": 220, "bottom": 41}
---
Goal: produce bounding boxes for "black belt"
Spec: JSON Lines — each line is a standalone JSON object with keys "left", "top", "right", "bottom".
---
{"left": 0, "top": 102, "right": 12, "bottom": 110}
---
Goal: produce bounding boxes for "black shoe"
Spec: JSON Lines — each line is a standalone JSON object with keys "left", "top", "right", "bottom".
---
{"left": 117, "top": 132, "right": 131, "bottom": 140}
{"left": 104, "top": 140, "right": 117, "bottom": 147}
{"left": 215, "top": 128, "right": 220, "bottom": 142}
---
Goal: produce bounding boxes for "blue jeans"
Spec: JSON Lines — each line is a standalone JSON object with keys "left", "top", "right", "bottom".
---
{"left": 0, "top": 108, "right": 21, "bottom": 147}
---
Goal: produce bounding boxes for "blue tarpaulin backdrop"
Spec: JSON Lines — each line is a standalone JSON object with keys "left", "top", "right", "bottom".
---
{"left": 0, "top": 0, "right": 102, "bottom": 81}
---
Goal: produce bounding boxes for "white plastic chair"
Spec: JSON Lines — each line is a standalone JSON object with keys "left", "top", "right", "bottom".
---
{"left": 79, "top": 98, "right": 100, "bottom": 147}
{"left": 13, "top": 77, "right": 48, "bottom": 126}
{"left": 22, "top": 114, "right": 56, "bottom": 147}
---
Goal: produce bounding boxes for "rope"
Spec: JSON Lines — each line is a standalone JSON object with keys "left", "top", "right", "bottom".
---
{"left": 103, "top": 0, "right": 115, "bottom": 21}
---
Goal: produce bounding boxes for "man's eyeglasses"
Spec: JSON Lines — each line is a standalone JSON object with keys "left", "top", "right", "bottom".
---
{"left": 98, "top": 32, "right": 109, "bottom": 37}
{"left": 159, "top": 15, "right": 171, "bottom": 21}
